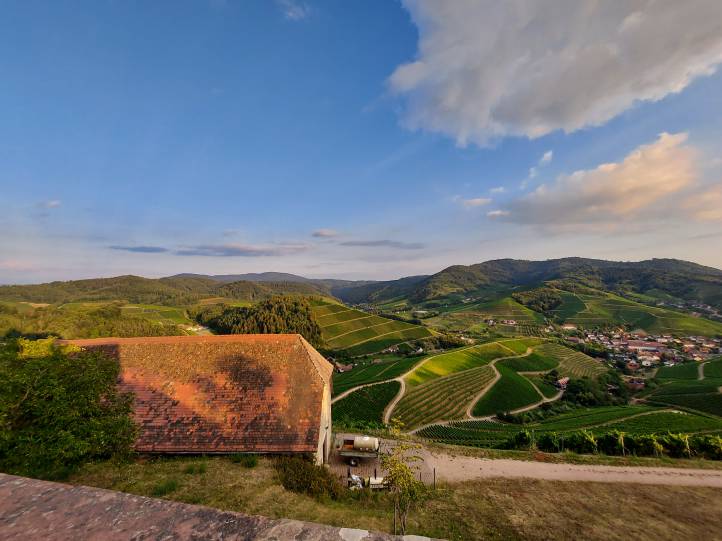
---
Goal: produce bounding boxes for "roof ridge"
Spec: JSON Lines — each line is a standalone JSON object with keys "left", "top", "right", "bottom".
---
{"left": 297, "top": 335, "right": 333, "bottom": 384}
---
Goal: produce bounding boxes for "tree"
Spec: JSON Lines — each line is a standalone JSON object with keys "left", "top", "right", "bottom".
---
{"left": 0, "top": 339, "right": 136, "bottom": 479}
{"left": 381, "top": 419, "right": 427, "bottom": 535}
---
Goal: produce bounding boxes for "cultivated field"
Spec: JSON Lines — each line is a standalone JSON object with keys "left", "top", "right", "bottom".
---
{"left": 405, "top": 342, "right": 514, "bottom": 386}
{"left": 472, "top": 363, "right": 543, "bottom": 416}
{"left": 332, "top": 381, "right": 400, "bottom": 425}
{"left": 657, "top": 362, "right": 700, "bottom": 380}
{"left": 534, "top": 343, "right": 607, "bottom": 378}
{"left": 312, "top": 302, "right": 433, "bottom": 355}
{"left": 418, "top": 406, "right": 722, "bottom": 448}
{"left": 332, "top": 355, "right": 419, "bottom": 396}
{"left": 393, "top": 366, "right": 496, "bottom": 428}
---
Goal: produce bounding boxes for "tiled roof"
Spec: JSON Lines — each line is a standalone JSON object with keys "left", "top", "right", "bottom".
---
{"left": 60, "top": 334, "right": 332, "bottom": 454}
{"left": 0, "top": 473, "right": 420, "bottom": 540}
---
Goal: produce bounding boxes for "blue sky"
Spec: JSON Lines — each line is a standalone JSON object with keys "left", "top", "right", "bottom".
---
{"left": 2, "top": 0, "right": 722, "bottom": 283}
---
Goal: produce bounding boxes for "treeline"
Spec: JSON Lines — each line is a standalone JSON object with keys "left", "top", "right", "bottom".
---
{"left": 0, "top": 302, "right": 183, "bottom": 339}
{"left": 512, "top": 287, "right": 562, "bottom": 313}
{"left": 0, "top": 275, "right": 326, "bottom": 307}
{"left": 191, "top": 296, "right": 323, "bottom": 348}
{"left": 503, "top": 429, "right": 722, "bottom": 460}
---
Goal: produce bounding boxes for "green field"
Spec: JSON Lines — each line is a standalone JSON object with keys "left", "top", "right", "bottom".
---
{"left": 472, "top": 363, "right": 542, "bottom": 416}
{"left": 526, "top": 375, "right": 559, "bottom": 398}
{"left": 500, "top": 350, "right": 559, "bottom": 372}
{"left": 332, "top": 356, "right": 419, "bottom": 396}
{"left": 332, "top": 381, "right": 401, "bottom": 425}
{"left": 556, "top": 290, "right": 722, "bottom": 336}
{"left": 312, "top": 302, "right": 433, "bottom": 355}
{"left": 417, "top": 405, "right": 722, "bottom": 448}
{"left": 405, "top": 342, "right": 514, "bottom": 386}
{"left": 657, "top": 362, "right": 700, "bottom": 380}
{"left": 474, "top": 297, "right": 545, "bottom": 323}
{"left": 534, "top": 343, "right": 607, "bottom": 378}
{"left": 705, "top": 359, "right": 722, "bottom": 379}
{"left": 393, "top": 366, "right": 496, "bottom": 429}
{"left": 120, "top": 304, "right": 191, "bottom": 326}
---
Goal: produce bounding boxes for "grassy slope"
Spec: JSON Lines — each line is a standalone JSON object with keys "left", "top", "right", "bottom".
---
{"left": 332, "top": 356, "right": 419, "bottom": 396}
{"left": 471, "top": 363, "right": 542, "bottom": 416}
{"left": 70, "top": 456, "right": 722, "bottom": 541}
{"left": 313, "top": 302, "right": 433, "bottom": 355}
{"left": 657, "top": 363, "right": 700, "bottom": 380}
{"left": 332, "top": 381, "right": 400, "bottom": 424}
{"left": 405, "top": 342, "right": 513, "bottom": 386}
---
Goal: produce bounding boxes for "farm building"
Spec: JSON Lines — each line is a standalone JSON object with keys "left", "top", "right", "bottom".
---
{"left": 60, "top": 334, "right": 333, "bottom": 464}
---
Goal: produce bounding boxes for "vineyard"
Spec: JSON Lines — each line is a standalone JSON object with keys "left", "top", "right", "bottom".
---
{"left": 405, "top": 341, "right": 514, "bottom": 386}
{"left": 471, "top": 363, "right": 543, "bottom": 416}
{"left": 501, "top": 350, "right": 559, "bottom": 372}
{"left": 332, "top": 381, "right": 401, "bottom": 425}
{"left": 704, "top": 358, "right": 722, "bottom": 378}
{"left": 312, "top": 302, "right": 433, "bottom": 355}
{"left": 657, "top": 362, "right": 699, "bottom": 380}
{"left": 498, "top": 337, "right": 545, "bottom": 355}
{"left": 534, "top": 343, "right": 607, "bottom": 378}
{"left": 332, "top": 355, "right": 419, "bottom": 396}
{"left": 393, "top": 366, "right": 496, "bottom": 429}
{"left": 417, "top": 406, "right": 722, "bottom": 448}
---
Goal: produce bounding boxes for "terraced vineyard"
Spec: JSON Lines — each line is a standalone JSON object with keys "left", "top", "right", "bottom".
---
{"left": 417, "top": 406, "right": 722, "bottom": 448}
{"left": 393, "top": 366, "right": 496, "bottom": 429}
{"left": 405, "top": 342, "right": 514, "bottom": 386}
{"left": 498, "top": 337, "right": 545, "bottom": 355}
{"left": 704, "top": 358, "right": 722, "bottom": 378}
{"left": 474, "top": 296, "right": 545, "bottom": 323}
{"left": 120, "top": 304, "right": 192, "bottom": 326}
{"left": 534, "top": 343, "right": 607, "bottom": 378}
{"left": 332, "top": 381, "right": 401, "bottom": 425}
{"left": 312, "top": 302, "right": 433, "bottom": 355}
{"left": 656, "top": 362, "right": 699, "bottom": 380}
{"left": 501, "top": 350, "right": 558, "bottom": 372}
{"left": 471, "top": 363, "right": 543, "bottom": 416}
{"left": 648, "top": 376, "right": 722, "bottom": 417}
{"left": 332, "top": 356, "right": 419, "bottom": 396}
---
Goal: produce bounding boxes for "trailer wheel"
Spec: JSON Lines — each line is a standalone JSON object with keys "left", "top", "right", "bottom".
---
{"left": 348, "top": 458, "right": 359, "bottom": 467}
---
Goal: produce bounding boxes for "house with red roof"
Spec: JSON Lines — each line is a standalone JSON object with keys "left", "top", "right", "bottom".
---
{"left": 61, "top": 334, "right": 333, "bottom": 464}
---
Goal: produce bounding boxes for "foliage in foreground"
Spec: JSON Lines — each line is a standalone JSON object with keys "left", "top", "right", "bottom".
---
{"left": 273, "top": 456, "right": 344, "bottom": 501}
{"left": 0, "top": 339, "right": 136, "bottom": 480}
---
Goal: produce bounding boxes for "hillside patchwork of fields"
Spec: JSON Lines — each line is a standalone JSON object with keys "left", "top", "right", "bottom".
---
{"left": 312, "top": 302, "right": 433, "bottom": 355}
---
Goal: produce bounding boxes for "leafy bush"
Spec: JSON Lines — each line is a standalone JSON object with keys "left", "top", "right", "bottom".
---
{"left": 691, "top": 435, "right": 722, "bottom": 460}
{"left": 230, "top": 454, "right": 258, "bottom": 468}
{"left": 273, "top": 456, "right": 344, "bottom": 501}
{"left": 536, "top": 432, "right": 561, "bottom": 453}
{"left": 183, "top": 462, "right": 208, "bottom": 474}
{"left": 565, "top": 430, "right": 597, "bottom": 454}
{"left": 596, "top": 431, "right": 627, "bottom": 456}
{"left": 0, "top": 340, "right": 136, "bottom": 480}
{"left": 626, "top": 433, "right": 663, "bottom": 457}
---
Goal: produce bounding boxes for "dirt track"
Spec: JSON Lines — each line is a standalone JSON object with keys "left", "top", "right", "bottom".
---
{"left": 421, "top": 449, "right": 722, "bottom": 488}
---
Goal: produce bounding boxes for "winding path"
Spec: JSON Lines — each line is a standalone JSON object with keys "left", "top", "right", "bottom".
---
{"left": 698, "top": 361, "right": 707, "bottom": 381}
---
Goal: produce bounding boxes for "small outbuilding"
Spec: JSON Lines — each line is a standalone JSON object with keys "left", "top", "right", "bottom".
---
{"left": 61, "top": 334, "right": 333, "bottom": 464}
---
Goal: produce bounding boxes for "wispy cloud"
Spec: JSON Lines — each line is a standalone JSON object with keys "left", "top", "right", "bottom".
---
{"left": 312, "top": 228, "right": 339, "bottom": 238}
{"left": 39, "top": 200, "right": 62, "bottom": 209}
{"left": 487, "top": 210, "right": 509, "bottom": 218}
{"left": 490, "top": 186, "right": 505, "bottom": 194}
{"left": 339, "top": 239, "right": 425, "bottom": 250}
{"left": 528, "top": 150, "right": 554, "bottom": 181}
{"left": 109, "top": 245, "right": 169, "bottom": 254}
{"left": 455, "top": 196, "right": 492, "bottom": 209}
{"left": 175, "top": 243, "right": 309, "bottom": 257}
{"left": 492, "top": 132, "right": 701, "bottom": 229}
{"left": 276, "top": 0, "right": 310, "bottom": 21}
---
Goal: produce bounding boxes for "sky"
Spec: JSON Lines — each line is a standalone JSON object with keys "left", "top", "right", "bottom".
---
{"left": 2, "top": 0, "right": 722, "bottom": 284}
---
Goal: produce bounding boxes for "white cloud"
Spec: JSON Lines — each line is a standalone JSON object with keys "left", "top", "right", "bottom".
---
{"left": 498, "top": 132, "right": 699, "bottom": 227}
{"left": 276, "top": 0, "right": 310, "bottom": 21}
{"left": 312, "top": 228, "right": 339, "bottom": 238}
{"left": 487, "top": 210, "right": 510, "bottom": 218}
{"left": 40, "top": 200, "right": 61, "bottom": 209}
{"left": 684, "top": 183, "right": 722, "bottom": 221}
{"left": 540, "top": 151, "right": 553, "bottom": 165}
{"left": 458, "top": 197, "right": 492, "bottom": 208}
{"left": 390, "top": 1, "right": 722, "bottom": 145}
{"left": 490, "top": 186, "right": 505, "bottom": 194}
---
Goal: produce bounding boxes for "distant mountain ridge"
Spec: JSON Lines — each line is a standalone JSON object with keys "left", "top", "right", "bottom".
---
{"left": 333, "top": 258, "right": 722, "bottom": 310}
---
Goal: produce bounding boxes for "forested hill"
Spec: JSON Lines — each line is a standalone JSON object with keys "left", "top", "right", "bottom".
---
{"left": 335, "top": 258, "right": 722, "bottom": 309}
{"left": 0, "top": 275, "right": 328, "bottom": 306}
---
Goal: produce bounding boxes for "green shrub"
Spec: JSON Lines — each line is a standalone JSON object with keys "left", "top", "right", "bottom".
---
{"left": 152, "top": 478, "right": 179, "bottom": 496}
{"left": 536, "top": 432, "right": 561, "bottom": 453}
{"left": 504, "top": 430, "right": 533, "bottom": 450}
{"left": 662, "top": 433, "right": 692, "bottom": 458}
{"left": 273, "top": 457, "right": 344, "bottom": 501}
{"left": 626, "top": 433, "right": 663, "bottom": 457}
{"left": 0, "top": 340, "right": 136, "bottom": 480}
{"left": 596, "top": 431, "right": 627, "bottom": 456}
{"left": 691, "top": 435, "right": 722, "bottom": 460}
{"left": 230, "top": 454, "right": 258, "bottom": 468}
{"left": 183, "top": 462, "right": 207, "bottom": 474}
{"left": 565, "top": 430, "right": 597, "bottom": 454}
